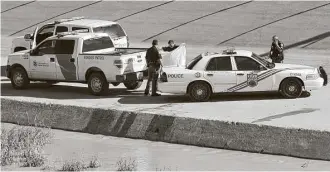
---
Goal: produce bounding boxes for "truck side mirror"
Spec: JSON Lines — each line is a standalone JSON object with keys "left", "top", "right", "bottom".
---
{"left": 24, "top": 34, "right": 32, "bottom": 40}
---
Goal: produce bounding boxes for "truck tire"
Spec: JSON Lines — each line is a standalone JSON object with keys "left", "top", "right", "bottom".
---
{"left": 280, "top": 78, "right": 303, "bottom": 99}
{"left": 124, "top": 81, "right": 142, "bottom": 90}
{"left": 188, "top": 81, "right": 211, "bottom": 102}
{"left": 10, "top": 67, "right": 30, "bottom": 89}
{"left": 87, "top": 72, "right": 109, "bottom": 96}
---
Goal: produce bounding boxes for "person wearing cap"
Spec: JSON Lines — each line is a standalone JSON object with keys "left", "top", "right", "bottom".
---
{"left": 162, "top": 40, "right": 179, "bottom": 52}
{"left": 144, "top": 39, "right": 162, "bottom": 96}
{"left": 269, "top": 35, "right": 284, "bottom": 63}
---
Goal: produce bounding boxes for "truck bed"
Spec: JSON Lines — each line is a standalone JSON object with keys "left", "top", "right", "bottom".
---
{"left": 80, "top": 48, "right": 148, "bottom": 56}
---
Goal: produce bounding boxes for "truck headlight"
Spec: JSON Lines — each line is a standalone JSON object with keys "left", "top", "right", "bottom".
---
{"left": 306, "top": 74, "right": 319, "bottom": 80}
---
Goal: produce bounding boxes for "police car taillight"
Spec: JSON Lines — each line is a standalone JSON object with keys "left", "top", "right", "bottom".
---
{"left": 114, "top": 60, "right": 123, "bottom": 69}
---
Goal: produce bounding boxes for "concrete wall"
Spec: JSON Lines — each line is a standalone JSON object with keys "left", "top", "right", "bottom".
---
{"left": 1, "top": 1, "right": 330, "bottom": 49}
{"left": 2, "top": 98, "right": 330, "bottom": 161}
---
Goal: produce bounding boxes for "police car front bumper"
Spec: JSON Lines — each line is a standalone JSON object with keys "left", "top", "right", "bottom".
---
{"left": 304, "top": 78, "right": 324, "bottom": 91}
{"left": 116, "top": 72, "right": 144, "bottom": 82}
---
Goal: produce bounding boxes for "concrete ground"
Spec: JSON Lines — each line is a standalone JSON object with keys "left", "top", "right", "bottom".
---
{"left": 2, "top": 122, "right": 330, "bottom": 171}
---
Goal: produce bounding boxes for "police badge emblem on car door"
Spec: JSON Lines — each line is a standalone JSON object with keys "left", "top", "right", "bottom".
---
{"left": 247, "top": 73, "right": 258, "bottom": 87}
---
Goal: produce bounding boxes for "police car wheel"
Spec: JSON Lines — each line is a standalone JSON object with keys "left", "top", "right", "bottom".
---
{"left": 10, "top": 67, "right": 30, "bottom": 89}
{"left": 124, "top": 81, "right": 142, "bottom": 90}
{"left": 280, "top": 78, "right": 303, "bottom": 99}
{"left": 188, "top": 82, "right": 211, "bottom": 102}
{"left": 88, "top": 72, "right": 109, "bottom": 96}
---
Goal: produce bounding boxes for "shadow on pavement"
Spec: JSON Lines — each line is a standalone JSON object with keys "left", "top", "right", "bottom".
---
{"left": 117, "top": 91, "right": 311, "bottom": 104}
{"left": 1, "top": 82, "right": 142, "bottom": 100}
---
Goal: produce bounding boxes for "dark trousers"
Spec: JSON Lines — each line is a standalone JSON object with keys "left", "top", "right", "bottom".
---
{"left": 271, "top": 54, "right": 284, "bottom": 63}
{"left": 144, "top": 64, "right": 160, "bottom": 95}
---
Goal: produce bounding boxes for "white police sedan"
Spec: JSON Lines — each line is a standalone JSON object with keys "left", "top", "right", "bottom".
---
{"left": 158, "top": 48, "right": 327, "bottom": 102}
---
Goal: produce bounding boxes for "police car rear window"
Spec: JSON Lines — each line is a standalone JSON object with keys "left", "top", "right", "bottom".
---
{"left": 82, "top": 36, "right": 114, "bottom": 53}
{"left": 186, "top": 55, "right": 202, "bottom": 70}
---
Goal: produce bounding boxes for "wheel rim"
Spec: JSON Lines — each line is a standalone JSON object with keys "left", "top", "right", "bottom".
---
{"left": 192, "top": 84, "right": 208, "bottom": 100}
{"left": 91, "top": 77, "right": 102, "bottom": 93}
{"left": 13, "top": 72, "right": 24, "bottom": 86}
{"left": 285, "top": 81, "right": 300, "bottom": 96}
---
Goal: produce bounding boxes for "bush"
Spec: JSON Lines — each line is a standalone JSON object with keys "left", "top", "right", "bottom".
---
{"left": 60, "top": 160, "right": 87, "bottom": 171}
{"left": 116, "top": 158, "right": 137, "bottom": 171}
{"left": 1, "top": 126, "right": 53, "bottom": 167}
{"left": 88, "top": 157, "right": 101, "bottom": 168}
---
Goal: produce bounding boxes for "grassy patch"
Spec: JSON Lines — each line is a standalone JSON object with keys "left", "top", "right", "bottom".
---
{"left": 59, "top": 157, "right": 101, "bottom": 171}
{"left": 1, "top": 126, "right": 53, "bottom": 167}
{"left": 116, "top": 158, "right": 137, "bottom": 171}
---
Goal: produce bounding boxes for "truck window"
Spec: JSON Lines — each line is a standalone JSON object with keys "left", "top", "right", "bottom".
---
{"left": 54, "top": 40, "right": 75, "bottom": 54}
{"left": 36, "top": 25, "right": 55, "bottom": 45}
{"left": 55, "top": 26, "right": 68, "bottom": 34}
{"left": 82, "top": 36, "right": 114, "bottom": 53}
{"left": 206, "top": 56, "right": 232, "bottom": 71}
{"left": 36, "top": 40, "right": 55, "bottom": 54}
{"left": 93, "top": 24, "right": 126, "bottom": 38}
{"left": 72, "top": 27, "right": 89, "bottom": 32}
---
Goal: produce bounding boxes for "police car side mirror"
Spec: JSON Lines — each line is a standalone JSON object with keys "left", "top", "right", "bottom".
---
{"left": 24, "top": 34, "right": 32, "bottom": 40}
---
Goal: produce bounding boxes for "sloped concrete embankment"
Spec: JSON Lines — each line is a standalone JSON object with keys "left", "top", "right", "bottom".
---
{"left": 1, "top": 98, "right": 330, "bottom": 161}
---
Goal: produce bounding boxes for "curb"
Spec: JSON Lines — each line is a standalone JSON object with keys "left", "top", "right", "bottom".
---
{"left": 1, "top": 98, "right": 330, "bottom": 161}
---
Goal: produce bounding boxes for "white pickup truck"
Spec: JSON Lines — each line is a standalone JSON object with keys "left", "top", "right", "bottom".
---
{"left": 11, "top": 17, "right": 130, "bottom": 53}
{"left": 6, "top": 31, "right": 147, "bottom": 95}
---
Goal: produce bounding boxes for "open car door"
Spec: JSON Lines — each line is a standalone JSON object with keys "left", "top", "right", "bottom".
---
{"left": 161, "top": 43, "right": 186, "bottom": 68}
{"left": 31, "top": 26, "right": 39, "bottom": 49}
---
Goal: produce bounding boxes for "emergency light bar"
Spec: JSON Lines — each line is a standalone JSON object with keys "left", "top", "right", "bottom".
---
{"left": 56, "top": 29, "right": 89, "bottom": 38}
{"left": 54, "top": 16, "right": 85, "bottom": 24}
{"left": 223, "top": 47, "right": 236, "bottom": 54}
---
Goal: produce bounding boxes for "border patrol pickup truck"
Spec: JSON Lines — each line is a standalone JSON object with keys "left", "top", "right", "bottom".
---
{"left": 6, "top": 31, "right": 147, "bottom": 95}
{"left": 12, "top": 16, "right": 129, "bottom": 53}
{"left": 158, "top": 48, "right": 328, "bottom": 102}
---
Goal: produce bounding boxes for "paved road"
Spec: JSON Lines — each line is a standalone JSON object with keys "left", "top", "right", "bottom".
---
{"left": 2, "top": 122, "right": 330, "bottom": 171}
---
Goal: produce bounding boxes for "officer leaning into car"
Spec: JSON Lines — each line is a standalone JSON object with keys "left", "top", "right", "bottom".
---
{"left": 269, "top": 35, "right": 284, "bottom": 63}
{"left": 144, "top": 39, "right": 162, "bottom": 96}
{"left": 162, "top": 40, "right": 179, "bottom": 52}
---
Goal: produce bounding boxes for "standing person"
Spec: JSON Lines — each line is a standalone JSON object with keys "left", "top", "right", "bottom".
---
{"left": 269, "top": 35, "right": 284, "bottom": 63}
{"left": 144, "top": 39, "right": 162, "bottom": 96}
{"left": 162, "top": 40, "right": 179, "bottom": 52}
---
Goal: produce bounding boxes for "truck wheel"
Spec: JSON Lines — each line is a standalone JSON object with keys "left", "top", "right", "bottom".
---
{"left": 88, "top": 72, "right": 109, "bottom": 96}
{"left": 280, "top": 78, "right": 303, "bottom": 99}
{"left": 124, "top": 81, "right": 142, "bottom": 90}
{"left": 188, "top": 81, "right": 211, "bottom": 102}
{"left": 111, "top": 82, "right": 120, "bottom": 87}
{"left": 10, "top": 67, "right": 30, "bottom": 89}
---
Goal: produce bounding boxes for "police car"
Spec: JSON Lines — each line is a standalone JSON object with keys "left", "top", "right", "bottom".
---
{"left": 158, "top": 48, "right": 328, "bottom": 102}
{"left": 11, "top": 16, "right": 129, "bottom": 53}
{"left": 6, "top": 30, "right": 147, "bottom": 96}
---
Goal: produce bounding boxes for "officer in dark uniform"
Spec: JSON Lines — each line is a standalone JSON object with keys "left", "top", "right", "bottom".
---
{"left": 269, "top": 35, "right": 284, "bottom": 63}
{"left": 162, "top": 40, "right": 179, "bottom": 52}
{"left": 144, "top": 40, "right": 162, "bottom": 96}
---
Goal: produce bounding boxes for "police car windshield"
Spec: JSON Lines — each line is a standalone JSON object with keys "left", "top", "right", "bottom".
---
{"left": 82, "top": 36, "right": 114, "bottom": 53}
{"left": 251, "top": 53, "right": 274, "bottom": 68}
{"left": 186, "top": 54, "right": 202, "bottom": 70}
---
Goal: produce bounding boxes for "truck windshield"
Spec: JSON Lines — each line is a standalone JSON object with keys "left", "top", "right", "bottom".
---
{"left": 82, "top": 36, "right": 114, "bottom": 53}
{"left": 93, "top": 24, "right": 126, "bottom": 39}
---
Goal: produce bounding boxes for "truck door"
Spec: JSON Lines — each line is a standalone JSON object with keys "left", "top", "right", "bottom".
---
{"left": 203, "top": 56, "right": 237, "bottom": 92}
{"left": 233, "top": 56, "right": 272, "bottom": 92}
{"left": 33, "top": 25, "right": 55, "bottom": 48}
{"left": 29, "top": 40, "right": 57, "bottom": 80}
{"left": 53, "top": 39, "right": 77, "bottom": 81}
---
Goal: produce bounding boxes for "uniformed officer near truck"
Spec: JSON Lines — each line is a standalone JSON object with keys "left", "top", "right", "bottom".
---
{"left": 162, "top": 40, "right": 179, "bottom": 52}
{"left": 144, "top": 39, "right": 162, "bottom": 96}
{"left": 269, "top": 35, "right": 284, "bottom": 63}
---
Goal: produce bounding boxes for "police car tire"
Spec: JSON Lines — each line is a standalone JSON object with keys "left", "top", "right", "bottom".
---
{"left": 280, "top": 78, "right": 303, "bottom": 99}
{"left": 87, "top": 72, "right": 109, "bottom": 96}
{"left": 188, "top": 81, "right": 211, "bottom": 102}
{"left": 124, "top": 81, "right": 143, "bottom": 90}
{"left": 10, "top": 67, "right": 30, "bottom": 89}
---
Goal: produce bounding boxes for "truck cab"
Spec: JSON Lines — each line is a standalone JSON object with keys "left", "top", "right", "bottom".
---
{"left": 11, "top": 17, "right": 129, "bottom": 53}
